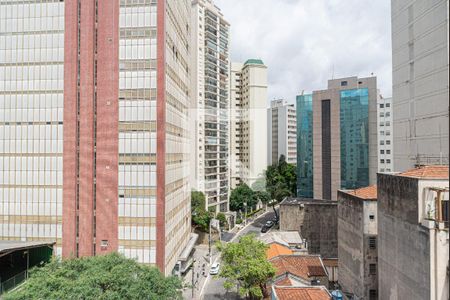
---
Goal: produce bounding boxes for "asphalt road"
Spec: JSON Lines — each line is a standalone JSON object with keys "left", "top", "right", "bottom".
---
{"left": 201, "top": 209, "right": 277, "bottom": 300}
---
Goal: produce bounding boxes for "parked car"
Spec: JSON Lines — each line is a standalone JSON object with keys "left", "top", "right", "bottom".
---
{"left": 210, "top": 263, "right": 220, "bottom": 275}
{"left": 261, "top": 225, "right": 269, "bottom": 233}
{"left": 265, "top": 220, "right": 274, "bottom": 228}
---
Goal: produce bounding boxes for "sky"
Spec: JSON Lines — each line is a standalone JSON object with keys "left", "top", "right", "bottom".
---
{"left": 215, "top": 0, "right": 392, "bottom": 104}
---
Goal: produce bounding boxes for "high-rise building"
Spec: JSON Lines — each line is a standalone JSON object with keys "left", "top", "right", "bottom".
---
{"left": 0, "top": 0, "right": 192, "bottom": 275}
{"left": 377, "top": 166, "right": 449, "bottom": 300}
{"left": 190, "top": 0, "right": 230, "bottom": 213}
{"left": 296, "top": 76, "right": 378, "bottom": 200}
{"left": 229, "top": 59, "right": 268, "bottom": 188}
{"left": 267, "top": 99, "right": 297, "bottom": 165}
{"left": 391, "top": 0, "right": 449, "bottom": 171}
{"left": 296, "top": 94, "right": 313, "bottom": 197}
{"left": 377, "top": 97, "right": 393, "bottom": 172}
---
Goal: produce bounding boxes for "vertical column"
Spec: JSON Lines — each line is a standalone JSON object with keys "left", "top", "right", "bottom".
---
{"left": 95, "top": 0, "right": 119, "bottom": 255}
{"left": 156, "top": 0, "right": 167, "bottom": 273}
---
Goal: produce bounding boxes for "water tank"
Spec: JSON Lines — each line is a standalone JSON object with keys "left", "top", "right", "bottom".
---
{"left": 331, "top": 290, "right": 343, "bottom": 300}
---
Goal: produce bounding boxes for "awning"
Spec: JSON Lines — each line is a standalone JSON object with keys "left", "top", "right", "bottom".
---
{"left": 178, "top": 233, "right": 199, "bottom": 262}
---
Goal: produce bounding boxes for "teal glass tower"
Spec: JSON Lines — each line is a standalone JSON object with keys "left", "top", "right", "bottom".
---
{"left": 340, "top": 88, "right": 369, "bottom": 189}
{"left": 296, "top": 94, "right": 313, "bottom": 197}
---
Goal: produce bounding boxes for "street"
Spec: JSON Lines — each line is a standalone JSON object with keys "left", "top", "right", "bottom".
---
{"left": 200, "top": 209, "right": 278, "bottom": 300}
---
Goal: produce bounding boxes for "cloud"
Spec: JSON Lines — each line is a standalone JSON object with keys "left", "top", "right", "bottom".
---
{"left": 215, "top": 0, "right": 392, "bottom": 104}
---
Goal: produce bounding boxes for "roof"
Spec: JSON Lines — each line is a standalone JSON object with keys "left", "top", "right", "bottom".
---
{"left": 399, "top": 165, "right": 448, "bottom": 179}
{"left": 280, "top": 197, "right": 337, "bottom": 206}
{"left": 267, "top": 243, "right": 293, "bottom": 259}
{"left": 273, "top": 286, "right": 331, "bottom": 300}
{"left": 341, "top": 185, "right": 377, "bottom": 200}
{"left": 178, "top": 233, "right": 199, "bottom": 261}
{"left": 259, "top": 231, "right": 303, "bottom": 246}
{"left": 244, "top": 58, "right": 264, "bottom": 66}
{"left": 270, "top": 255, "right": 327, "bottom": 280}
{"left": 0, "top": 240, "right": 55, "bottom": 257}
{"left": 322, "top": 258, "right": 338, "bottom": 268}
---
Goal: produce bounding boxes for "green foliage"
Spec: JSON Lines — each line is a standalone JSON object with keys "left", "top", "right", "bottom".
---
{"left": 4, "top": 253, "right": 182, "bottom": 300}
{"left": 265, "top": 155, "right": 297, "bottom": 202}
{"left": 217, "top": 234, "right": 275, "bottom": 299}
{"left": 254, "top": 190, "right": 271, "bottom": 205}
{"left": 216, "top": 212, "right": 228, "bottom": 229}
{"left": 191, "top": 190, "right": 212, "bottom": 232}
{"left": 229, "top": 183, "right": 256, "bottom": 212}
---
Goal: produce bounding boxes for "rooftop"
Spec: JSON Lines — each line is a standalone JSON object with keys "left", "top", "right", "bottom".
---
{"left": 270, "top": 255, "right": 327, "bottom": 280}
{"left": 272, "top": 286, "right": 331, "bottom": 300}
{"left": 399, "top": 165, "right": 448, "bottom": 180}
{"left": 340, "top": 185, "right": 377, "bottom": 200}
{"left": 259, "top": 231, "right": 303, "bottom": 247}
{"left": 280, "top": 197, "right": 337, "bottom": 206}
{"left": 0, "top": 240, "right": 55, "bottom": 257}
{"left": 244, "top": 58, "right": 265, "bottom": 66}
{"left": 267, "top": 244, "right": 293, "bottom": 260}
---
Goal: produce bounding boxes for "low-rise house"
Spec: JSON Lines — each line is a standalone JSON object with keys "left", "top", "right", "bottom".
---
{"left": 271, "top": 286, "right": 332, "bottom": 300}
{"left": 267, "top": 243, "right": 293, "bottom": 260}
{"left": 337, "top": 185, "right": 378, "bottom": 300}
{"left": 269, "top": 255, "right": 329, "bottom": 288}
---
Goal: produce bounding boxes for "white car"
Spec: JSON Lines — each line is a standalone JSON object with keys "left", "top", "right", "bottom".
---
{"left": 209, "top": 263, "right": 220, "bottom": 275}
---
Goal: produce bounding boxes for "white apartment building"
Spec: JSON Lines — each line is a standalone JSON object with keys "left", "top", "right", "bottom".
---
{"left": 191, "top": 0, "right": 230, "bottom": 212}
{"left": 377, "top": 97, "right": 393, "bottom": 172}
{"left": 229, "top": 60, "right": 268, "bottom": 188}
{"left": 267, "top": 100, "right": 297, "bottom": 165}
{"left": 391, "top": 0, "right": 449, "bottom": 171}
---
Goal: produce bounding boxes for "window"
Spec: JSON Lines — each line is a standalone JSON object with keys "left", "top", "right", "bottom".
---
{"left": 379, "top": 112, "right": 384, "bottom": 117}
{"left": 380, "top": 141, "right": 385, "bottom": 145}
{"left": 386, "top": 112, "right": 390, "bottom": 117}
{"left": 380, "top": 150, "right": 385, "bottom": 154}
{"left": 369, "top": 289, "right": 377, "bottom": 300}
{"left": 341, "top": 81, "right": 348, "bottom": 86}
{"left": 380, "top": 159, "right": 385, "bottom": 163}
{"left": 386, "top": 159, "right": 391, "bottom": 163}
{"left": 386, "top": 103, "right": 390, "bottom": 107}
{"left": 380, "top": 131, "right": 384, "bottom": 135}
{"left": 386, "top": 150, "right": 391, "bottom": 154}
{"left": 369, "top": 237, "right": 377, "bottom": 249}
{"left": 369, "top": 214, "right": 375, "bottom": 220}
{"left": 386, "top": 130, "right": 391, "bottom": 136}
{"left": 386, "top": 140, "right": 391, "bottom": 145}
{"left": 379, "top": 104, "right": 384, "bottom": 108}
{"left": 369, "top": 264, "right": 377, "bottom": 275}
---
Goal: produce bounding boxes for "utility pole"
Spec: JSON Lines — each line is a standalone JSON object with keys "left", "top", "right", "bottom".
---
{"left": 191, "top": 259, "right": 196, "bottom": 298}
{"left": 208, "top": 220, "right": 212, "bottom": 264}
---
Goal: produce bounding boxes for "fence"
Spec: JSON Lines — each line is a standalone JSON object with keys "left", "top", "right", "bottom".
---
{"left": 0, "top": 270, "right": 27, "bottom": 295}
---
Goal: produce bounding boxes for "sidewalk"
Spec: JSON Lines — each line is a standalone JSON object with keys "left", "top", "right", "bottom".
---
{"left": 181, "top": 244, "right": 219, "bottom": 300}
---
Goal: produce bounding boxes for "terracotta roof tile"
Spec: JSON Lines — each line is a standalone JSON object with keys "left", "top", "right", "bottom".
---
{"left": 274, "top": 286, "right": 331, "bottom": 300}
{"left": 275, "top": 276, "right": 293, "bottom": 286}
{"left": 267, "top": 243, "right": 293, "bottom": 259}
{"left": 270, "top": 255, "right": 327, "bottom": 280}
{"left": 400, "top": 165, "right": 448, "bottom": 179}
{"left": 343, "top": 185, "right": 377, "bottom": 200}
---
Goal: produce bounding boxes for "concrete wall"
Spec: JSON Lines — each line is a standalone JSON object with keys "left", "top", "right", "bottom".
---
{"left": 338, "top": 192, "right": 378, "bottom": 299}
{"left": 279, "top": 200, "right": 338, "bottom": 258}
{"left": 377, "top": 173, "right": 430, "bottom": 300}
{"left": 391, "top": 0, "right": 449, "bottom": 171}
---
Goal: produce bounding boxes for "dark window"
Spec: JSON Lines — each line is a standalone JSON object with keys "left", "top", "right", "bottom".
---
{"left": 369, "top": 237, "right": 377, "bottom": 249}
{"left": 369, "top": 214, "right": 375, "bottom": 220}
{"left": 369, "top": 264, "right": 377, "bottom": 275}
{"left": 386, "top": 140, "right": 391, "bottom": 145}
{"left": 386, "top": 103, "right": 390, "bottom": 107}
{"left": 380, "top": 150, "right": 384, "bottom": 154}
{"left": 369, "top": 289, "right": 377, "bottom": 300}
{"left": 321, "top": 100, "right": 331, "bottom": 199}
{"left": 341, "top": 81, "right": 348, "bottom": 86}
{"left": 379, "top": 104, "right": 384, "bottom": 108}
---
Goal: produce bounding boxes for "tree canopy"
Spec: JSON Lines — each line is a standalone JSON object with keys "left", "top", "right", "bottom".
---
{"left": 217, "top": 234, "right": 275, "bottom": 299}
{"left": 191, "top": 190, "right": 212, "bottom": 232}
{"left": 229, "top": 183, "right": 256, "bottom": 212}
{"left": 265, "top": 155, "right": 297, "bottom": 201}
{"left": 4, "top": 253, "right": 182, "bottom": 300}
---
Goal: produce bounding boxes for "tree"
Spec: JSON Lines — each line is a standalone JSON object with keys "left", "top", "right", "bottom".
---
{"left": 217, "top": 234, "right": 275, "bottom": 299}
{"left": 191, "top": 190, "right": 212, "bottom": 232}
{"left": 229, "top": 183, "right": 256, "bottom": 212}
{"left": 216, "top": 212, "right": 228, "bottom": 229}
{"left": 254, "top": 190, "right": 271, "bottom": 210}
{"left": 4, "top": 253, "right": 182, "bottom": 300}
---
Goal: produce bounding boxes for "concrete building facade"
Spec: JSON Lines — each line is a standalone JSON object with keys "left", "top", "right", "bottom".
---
{"left": 267, "top": 99, "right": 297, "bottom": 165}
{"left": 229, "top": 59, "right": 268, "bottom": 188}
{"left": 338, "top": 186, "right": 378, "bottom": 300}
{"left": 0, "top": 0, "right": 192, "bottom": 275}
{"left": 377, "top": 166, "right": 449, "bottom": 300}
{"left": 296, "top": 76, "right": 378, "bottom": 200}
{"left": 391, "top": 0, "right": 449, "bottom": 171}
{"left": 279, "top": 198, "right": 338, "bottom": 259}
{"left": 377, "top": 96, "right": 394, "bottom": 173}
{"left": 191, "top": 0, "right": 230, "bottom": 213}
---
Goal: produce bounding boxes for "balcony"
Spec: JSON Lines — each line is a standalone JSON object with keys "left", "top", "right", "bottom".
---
{"left": 421, "top": 187, "right": 449, "bottom": 230}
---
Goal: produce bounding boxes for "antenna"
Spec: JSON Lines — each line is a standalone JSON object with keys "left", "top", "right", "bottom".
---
{"left": 331, "top": 64, "right": 335, "bottom": 79}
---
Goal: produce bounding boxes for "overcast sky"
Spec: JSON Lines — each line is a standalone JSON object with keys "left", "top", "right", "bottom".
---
{"left": 215, "top": 0, "right": 392, "bottom": 104}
